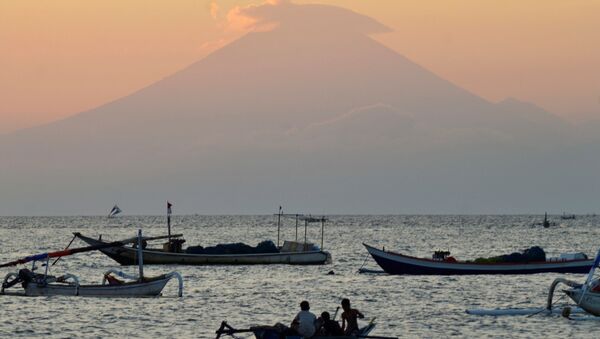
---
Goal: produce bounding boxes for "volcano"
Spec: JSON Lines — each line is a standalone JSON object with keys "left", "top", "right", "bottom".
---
{"left": 1, "top": 1, "right": 597, "bottom": 215}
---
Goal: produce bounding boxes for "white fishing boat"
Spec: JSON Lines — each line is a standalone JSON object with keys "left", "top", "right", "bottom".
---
{"left": 547, "top": 249, "right": 600, "bottom": 315}
{"left": 466, "top": 249, "right": 600, "bottom": 317}
{"left": 1, "top": 230, "right": 182, "bottom": 298}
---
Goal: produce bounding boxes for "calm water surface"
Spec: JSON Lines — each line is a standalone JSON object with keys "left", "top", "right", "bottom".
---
{"left": 1, "top": 215, "right": 599, "bottom": 338}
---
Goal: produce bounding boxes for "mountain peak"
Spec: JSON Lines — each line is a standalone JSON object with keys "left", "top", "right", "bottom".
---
{"left": 232, "top": 1, "right": 391, "bottom": 35}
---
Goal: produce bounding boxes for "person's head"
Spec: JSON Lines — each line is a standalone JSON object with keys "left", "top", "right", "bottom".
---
{"left": 321, "top": 311, "right": 330, "bottom": 321}
{"left": 300, "top": 300, "right": 310, "bottom": 311}
{"left": 341, "top": 298, "right": 350, "bottom": 311}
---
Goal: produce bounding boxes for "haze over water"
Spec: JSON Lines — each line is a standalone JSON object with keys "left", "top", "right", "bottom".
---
{"left": 1, "top": 215, "right": 599, "bottom": 338}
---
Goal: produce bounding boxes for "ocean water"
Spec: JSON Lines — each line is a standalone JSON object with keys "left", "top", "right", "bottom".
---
{"left": 1, "top": 215, "right": 599, "bottom": 338}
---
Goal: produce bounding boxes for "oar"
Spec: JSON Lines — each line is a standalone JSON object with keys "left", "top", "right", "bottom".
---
{"left": 332, "top": 306, "right": 341, "bottom": 320}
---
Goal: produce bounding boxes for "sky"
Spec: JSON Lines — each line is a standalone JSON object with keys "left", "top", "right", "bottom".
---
{"left": 1, "top": 0, "right": 599, "bottom": 135}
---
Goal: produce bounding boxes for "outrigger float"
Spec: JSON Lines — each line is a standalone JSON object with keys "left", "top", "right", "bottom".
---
{"left": 467, "top": 250, "right": 600, "bottom": 317}
{"left": 76, "top": 206, "right": 332, "bottom": 266}
{"left": 1, "top": 230, "right": 182, "bottom": 297}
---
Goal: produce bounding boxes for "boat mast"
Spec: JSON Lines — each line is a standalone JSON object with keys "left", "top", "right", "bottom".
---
{"left": 137, "top": 229, "right": 144, "bottom": 281}
{"left": 167, "top": 201, "right": 172, "bottom": 248}
{"left": 304, "top": 217, "right": 308, "bottom": 249}
{"left": 277, "top": 206, "right": 282, "bottom": 248}
{"left": 295, "top": 214, "right": 299, "bottom": 242}
{"left": 321, "top": 217, "right": 324, "bottom": 250}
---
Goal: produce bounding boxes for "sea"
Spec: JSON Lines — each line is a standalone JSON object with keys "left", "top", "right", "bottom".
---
{"left": 1, "top": 215, "right": 599, "bottom": 338}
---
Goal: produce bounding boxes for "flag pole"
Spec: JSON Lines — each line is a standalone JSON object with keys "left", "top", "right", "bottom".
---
{"left": 167, "top": 201, "right": 172, "bottom": 251}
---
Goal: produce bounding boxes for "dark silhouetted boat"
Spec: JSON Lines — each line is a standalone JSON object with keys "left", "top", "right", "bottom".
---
{"left": 363, "top": 243, "right": 594, "bottom": 275}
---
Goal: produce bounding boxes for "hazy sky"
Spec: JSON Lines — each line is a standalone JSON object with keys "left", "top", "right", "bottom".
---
{"left": 1, "top": 0, "right": 599, "bottom": 134}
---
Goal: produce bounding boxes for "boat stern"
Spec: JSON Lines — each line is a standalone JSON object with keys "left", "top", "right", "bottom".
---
{"left": 324, "top": 251, "right": 333, "bottom": 264}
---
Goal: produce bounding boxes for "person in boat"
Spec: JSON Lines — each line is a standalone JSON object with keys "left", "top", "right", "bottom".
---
{"left": 316, "top": 311, "right": 343, "bottom": 336}
{"left": 291, "top": 300, "right": 317, "bottom": 338}
{"left": 341, "top": 298, "right": 364, "bottom": 335}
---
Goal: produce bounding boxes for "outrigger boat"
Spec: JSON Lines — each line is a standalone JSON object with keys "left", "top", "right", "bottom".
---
{"left": 364, "top": 243, "right": 594, "bottom": 275}
{"left": 76, "top": 206, "right": 332, "bottom": 266}
{"left": 547, "top": 249, "right": 600, "bottom": 316}
{"left": 215, "top": 320, "right": 381, "bottom": 339}
{"left": 1, "top": 230, "right": 182, "bottom": 297}
{"left": 467, "top": 250, "right": 600, "bottom": 317}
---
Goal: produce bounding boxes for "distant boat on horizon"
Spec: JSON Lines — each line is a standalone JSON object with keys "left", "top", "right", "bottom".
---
{"left": 108, "top": 205, "right": 122, "bottom": 218}
{"left": 561, "top": 212, "right": 576, "bottom": 220}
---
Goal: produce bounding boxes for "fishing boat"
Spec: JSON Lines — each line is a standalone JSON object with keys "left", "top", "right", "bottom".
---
{"left": 466, "top": 250, "right": 600, "bottom": 317}
{"left": 533, "top": 212, "right": 556, "bottom": 227}
{"left": 363, "top": 243, "right": 594, "bottom": 275}
{"left": 75, "top": 206, "right": 332, "bottom": 265}
{"left": 215, "top": 320, "right": 380, "bottom": 339}
{"left": 560, "top": 212, "right": 576, "bottom": 220}
{"left": 108, "top": 204, "right": 122, "bottom": 218}
{"left": 547, "top": 250, "right": 600, "bottom": 316}
{"left": 1, "top": 230, "right": 182, "bottom": 297}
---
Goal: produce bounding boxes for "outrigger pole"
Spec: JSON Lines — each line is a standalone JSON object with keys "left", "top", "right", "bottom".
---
{"left": 0, "top": 239, "right": 134, "bottom": 268}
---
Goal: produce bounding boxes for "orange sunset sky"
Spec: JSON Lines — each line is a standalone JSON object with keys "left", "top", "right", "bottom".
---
{"left": 1, "top": 0, "right": 599, "bottom": 134}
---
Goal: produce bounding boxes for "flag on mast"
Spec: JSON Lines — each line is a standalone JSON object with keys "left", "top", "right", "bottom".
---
{"left": 167, "top": 201, "right": 173, "bottom": 215}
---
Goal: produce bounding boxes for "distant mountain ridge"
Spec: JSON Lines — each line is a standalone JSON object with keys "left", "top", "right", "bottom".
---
{"left": 0, "top": 1, "right": 597, "bottom": 215}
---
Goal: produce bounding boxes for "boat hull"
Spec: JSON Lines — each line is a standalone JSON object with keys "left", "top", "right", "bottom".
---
{"left": 364, "top": 243, "right": 593, "bottom": 275}
{"left": 76, "top": 234, "right": 332, "bottom": 266}
{"left": 252, "top": 323, "right": 375, "bottom": 339}
{"left": 565, "top": 289, "right": 600, "bottom": 316}
{"left": 22, "top": 278, "right": 170, "bottom": 297}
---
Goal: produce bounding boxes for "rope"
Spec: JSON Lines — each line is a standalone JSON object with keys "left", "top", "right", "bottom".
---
{"left": 526, "top": 294, "right": 567, "bottom": 318}
{"left": 357, "top": 253, "right": 371, "bottom": 273}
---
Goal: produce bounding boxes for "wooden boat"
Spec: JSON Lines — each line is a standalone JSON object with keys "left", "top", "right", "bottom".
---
{"left": 533, "top": 212, "right": 556, "bottom": 227}
{"left": 561, "top": 212, "right": 576, "bottom": 220}
{"left": 1, "top": 269, "right": 182, "bottom": 297}
{"left": 75, "top": 207, "right": 332, "bottom": 266}
{"left": 1, "top": 230, "right": 183, "bottom": 297}
{"left": 215, "top": 320, "right": 379, "bottom": 339}
{"left": 364, "top": 243, "right": 594, "bottom": 275}
{"left": 468, "top": 250, "right": 600, "bottom": 317}
{"left": 547, "top": 250, "right": 600, "bottom": 316}
{"left": 76, "top": 233, "right": 331, "bottom": 265}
